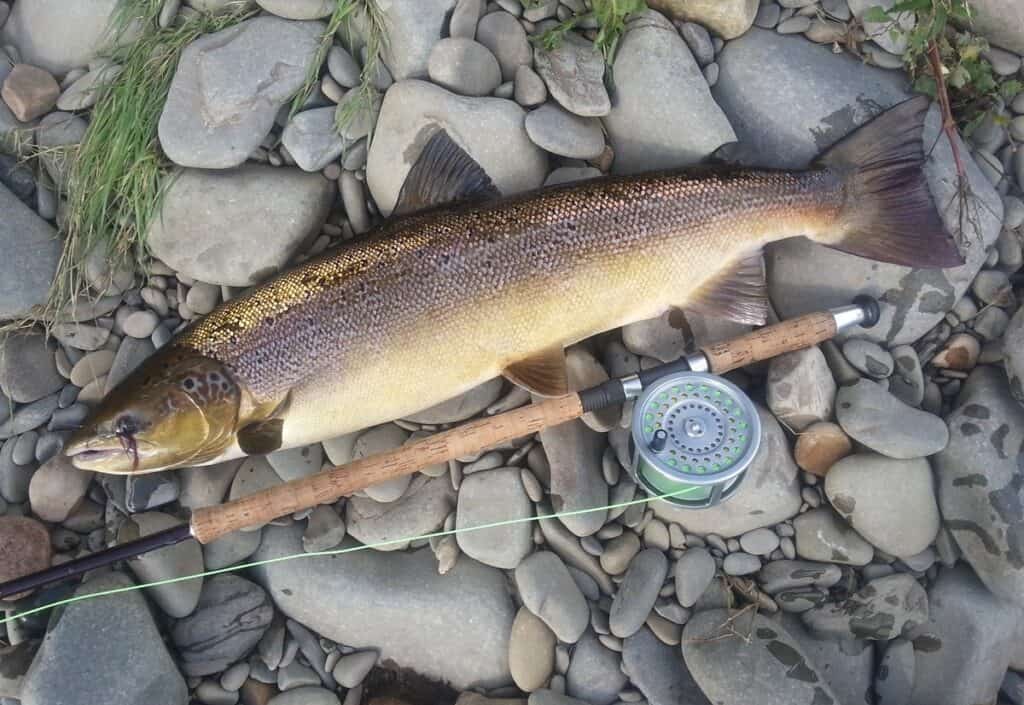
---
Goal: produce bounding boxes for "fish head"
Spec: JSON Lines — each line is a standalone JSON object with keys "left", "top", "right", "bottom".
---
{"left": 65, "top": 348, "right": 241, "bottom": 474}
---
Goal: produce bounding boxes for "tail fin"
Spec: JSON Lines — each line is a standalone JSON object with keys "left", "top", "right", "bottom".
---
{"left": 814, "top": 95, "right": 964, "bottom": 268}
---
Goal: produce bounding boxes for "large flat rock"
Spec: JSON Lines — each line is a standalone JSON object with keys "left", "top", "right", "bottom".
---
{"left": 0, "top": 182, "right": 60, "bottom": 319}
{"left": 252, "top": 523, "right": 515, "bottom": 690}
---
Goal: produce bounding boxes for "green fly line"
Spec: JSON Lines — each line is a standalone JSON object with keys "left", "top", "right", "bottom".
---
{"left": 0, "top": 485, "right": 703, "bottom": 627}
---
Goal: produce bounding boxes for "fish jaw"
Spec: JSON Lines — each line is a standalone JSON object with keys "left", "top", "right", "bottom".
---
{"left": 64, "top": 434, "right": 165, "bottom": 474}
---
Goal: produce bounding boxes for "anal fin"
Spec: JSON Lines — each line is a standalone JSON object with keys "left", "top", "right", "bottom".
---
{"left": 503, "top": 347, "right": 569, "bottom": 397}
{"left": 685, "top": 251, "right": 768, "bottom": 326}
{"left": 393, "top": 129, "right": 500, "bottom": 216}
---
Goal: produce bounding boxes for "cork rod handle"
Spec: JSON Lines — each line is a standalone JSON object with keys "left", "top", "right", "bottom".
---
{"left": 190, "top": 394, "right": 584, "bottom": 544}
{"left": 701, "top": 311, "right": 837, "bottom": 374}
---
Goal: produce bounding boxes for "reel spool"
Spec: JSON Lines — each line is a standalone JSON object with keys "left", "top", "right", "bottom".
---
{"left": 629, "top": 372, "right": 760, "bottom": 509}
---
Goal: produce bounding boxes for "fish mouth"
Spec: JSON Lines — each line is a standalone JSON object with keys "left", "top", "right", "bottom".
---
{"left": 64, "top": 436, "right": 157, "bottom": 474}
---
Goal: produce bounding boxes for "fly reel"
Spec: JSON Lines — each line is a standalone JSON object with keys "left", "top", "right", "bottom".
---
{"left": 629, "top": 372, "right": 760, "bottom": 508}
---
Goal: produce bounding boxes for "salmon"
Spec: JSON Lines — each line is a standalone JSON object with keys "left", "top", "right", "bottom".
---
{"left": 65, "top": 96, "right": 962, "bottom": 474}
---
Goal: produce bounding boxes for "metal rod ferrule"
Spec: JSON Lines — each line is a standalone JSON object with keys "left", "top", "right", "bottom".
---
{"left": 830, "top": 295, "right": 880, "bottom": 333}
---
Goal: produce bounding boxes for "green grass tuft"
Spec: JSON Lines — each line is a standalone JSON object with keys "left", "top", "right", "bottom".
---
{"left": 47, "top": 0, "right": 254, "bottom": 322}
{"left": 532, "top": 0, "right": 647, "bottom": 63}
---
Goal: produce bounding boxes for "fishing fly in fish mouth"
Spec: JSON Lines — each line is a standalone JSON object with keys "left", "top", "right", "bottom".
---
{"left": 64, "top": 95, "right": 964, "bottom": 476}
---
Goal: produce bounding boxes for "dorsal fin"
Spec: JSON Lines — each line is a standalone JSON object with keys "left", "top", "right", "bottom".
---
{"left": 393, "top": 129, "right": 500, "bottom": 216}
{"left": 686, "top": 251, "right": 768, "bottom": 326}
{"left": 503, "top": 346, "right": 569, "bottom": 397}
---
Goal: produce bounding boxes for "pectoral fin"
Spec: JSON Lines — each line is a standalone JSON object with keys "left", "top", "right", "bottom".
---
{"left": 237, "top": 392, "right": 291, "bottom": 456}
{"left": 685, "top": 251, "right": 768, "bottom": 326}
{"left": 393, "top": 129, "right": 500, "bottom": 215}
{"left": 503, "top": 347, "right": 569, "bottom": 397}
{"left": 237, "top": 418, "right": 285, "bottom": 455}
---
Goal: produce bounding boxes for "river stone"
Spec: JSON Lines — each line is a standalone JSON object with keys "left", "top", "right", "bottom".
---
{"left": 255, "top": 0, "right": 332, "bottom": 19}
{"left": 281, "top": 107, "right": 345, "bottom": 172}
{"left": 172, "top": 575, "right": 273, "bottom": 676}
{"left": 266, "top": 444, "right": 323, "bottom": 482}
{"left": 621, "top": 626, "right": 710, "bottom": 705}
{"left": 842, "top": 339, "right": 894, "bottom": 378}
{"left": 476, "top": 11, "right": 532, "bottom": 81}
{"left": 876, "top": 638, "right": 914, "bottom": 705}
{"left": 889, "top": 344, "right": 925, "bottom": 406}
{"left": 456, "top": 467, "right": 532, "bottom": 568}
{"left": 20, "top": 572, "right": 188, "bottom": 705}
{"left": 369, "top": 0, "right": 456, "bottom": 81}
{"left": 647, "top": 0, "right": 756, "bottom": 39}
{"left": 651, "top": 405, "right": 801, "bottom": 537}
{"left": 716, "top": 31, "right": 1002, "bottom": 346}
{"left": 255, "top": 523, "right": 514, "bottom": 689}
{"left": 524, "top": 103, "right": 604, "bottom": 160}
{"left": 0, "top": 516, "right": 50, "bottom": 597}
{"left": 793, "top": 507, "right": 874, "bottom": 565}
{"left": 610, "top": 549, "right": 668, "bottom": 638}
{"left": 757, "top": 559, "right": 843, "bottom": 594}
{"left": 933, "top": 365, "right": 1024, "bottom": 606}
{"left": 119, "top": 511, "right": 203, "bottom": 618}
{"left": 673, "top": 547, "right": 715, "bottom": 607}
{"left": 793, "top": 422, "right": 852, "bottom": 477}
{"left": 0, "top": 0, "right": 122, "bottom": 75}
{"left": 534, "top": 33, "right": 609, "bottom": 117}
{"left": 565, "top": 631, "right": 627, "bottom": 705}
{"left": 204, "top": 526, "right": 261, "bottom": 570}
{"left": 911, "top": 565, "right": 1023, "bottom": 705}
{"left": 765, "top": 346, "right": 835, "bottom": 432}
{"left": 968, "top": 0, "right": 1024, "bottom": 54}
{"left": 801, "top": 574, "right": 927, "bottom": 641}
{"left": 346, "top": 474, "right": 455, "bottom": 551}
{"left": 0, "top": 182, "right": 59, "bottom": 319}
{"left": 740, "top": 528, "right": 780, "bottom": 556}
{"left": 403, "top": 377, "right": 504, "bottom": 424}
{"left": 509, "top": 606, "right": 556, "bottom": 692}
{"left": 1005, "top": 307, "right": 1024, "bottom": 402}
{"left": 515, "top": 550, "right": 590, "bottom": 643}
{"left": 536, "top": 509, "right": 615, "bottom": 595}
{"left": 621, "top": 309, "right": 688, "bottom": 362}
{"left": 778, "top": 612, "right": 875, "bottom": 705}
{"left": 540, "top": 418, "right": 607, "bottom": 537}
{"left": 1, "top": 64, "right": 58, "bottom": 122}
{"left": 147, "top": 165, "right": 333, "bottom": 287}
{"left": 605, "top": 10, "right": 735, "bottom": 175}
{"left": 29, "top": 454, "right": 91, "bottom": 522}
{"left": 158, "top": 17, "right": 324, "bottom": 169}
{"left": 56, "top": 62, "right": 121, "bottom": 111}
{"left": 682, "top": 609, "right": 837, "bottom": 705}
{"left": 368, "top": 80, "right": 546, "bottom": 216}
{"left": 0, "top": 330, "right": 62, "bottom": 403}
{"left": 427, "top": 38, "right": 501, "bottom": 97}
{"left": 268, "top": 687, "right": 339, "bottom": 705}
{"left": 836, "top": 379, "right": 949, "bottom": 459}
{"left": 825, "top": 453, "right": 939, "bottom": 557}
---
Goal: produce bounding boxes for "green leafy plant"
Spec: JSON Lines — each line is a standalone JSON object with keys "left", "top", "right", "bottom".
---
{"left": 861, "top": 0, "right": 1021, "bottom": 136}
{"left": 533, "top": 0, "right": 647, "bottom": 63}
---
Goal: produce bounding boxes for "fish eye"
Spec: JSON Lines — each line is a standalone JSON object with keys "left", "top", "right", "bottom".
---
{"left": 115, "top": 415, "right": 138, "bottom": 436}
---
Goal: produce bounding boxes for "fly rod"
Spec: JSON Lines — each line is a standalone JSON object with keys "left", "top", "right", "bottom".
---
{"left": 0, "top": 296, "right": 879, "bottom": 600}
